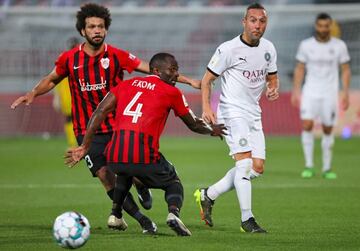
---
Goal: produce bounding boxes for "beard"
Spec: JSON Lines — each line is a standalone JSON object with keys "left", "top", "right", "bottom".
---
{"left": 316, "top": 31, "right": 330, "bottom": 40}
{"left": 84, "top": 34, "right": 105, "bottom": 48}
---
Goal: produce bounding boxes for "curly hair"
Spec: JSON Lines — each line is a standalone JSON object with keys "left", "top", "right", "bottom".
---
{"left": 75, "top": 3, "right": 112, "bottom": 35}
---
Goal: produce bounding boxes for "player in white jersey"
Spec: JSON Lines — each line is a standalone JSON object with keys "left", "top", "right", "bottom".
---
{"left": 291, "top": 13, "right": 351, "bottom": 179}
{"left": 194, "top": 3, "right": 279, "bottom": 233}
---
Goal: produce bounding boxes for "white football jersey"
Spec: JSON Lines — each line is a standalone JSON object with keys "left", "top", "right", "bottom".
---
{"left": 296, "top": 36, "right": 350, "bottom": 99}
{"left": 208, "top": 35, "right": 277, "bottom": 120}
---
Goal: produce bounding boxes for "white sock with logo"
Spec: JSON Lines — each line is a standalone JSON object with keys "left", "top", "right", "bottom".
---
{"left": 207, "top": 167, "right": 236, "bottom": 201}
{"left": 322, "top": 134, "right": 334, "bottom": 172}
{"left": 234, "top": 158, "right": 254, "bottom": 222}
{"left": 250, "top": 168, "right": 262, "bottom": 180}
{"left": 301, "top": 131, "right": 314, "bottom": 168}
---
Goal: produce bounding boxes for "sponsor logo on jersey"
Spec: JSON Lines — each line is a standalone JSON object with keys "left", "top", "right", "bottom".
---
{"left": 78, "top": 77, "right": 107, "bottom": 91}
{"left": 73, "top": 65, "right": 83, "bottom": 70}
{"left": 238, "top": 57, "right": 247, "bottom": 63}
{"left": 242, "top": 69, "right": 267, "bottom": 83}
{"left": 100, "top": 57, "right": 110, "bottom": 69}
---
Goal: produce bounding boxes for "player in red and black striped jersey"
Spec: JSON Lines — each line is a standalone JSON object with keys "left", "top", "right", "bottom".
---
{"left": 65, "top": 53, "right": 226, "bottom": 236}
{"left": 11, "top": 3, "right": 199, "bottom": 234}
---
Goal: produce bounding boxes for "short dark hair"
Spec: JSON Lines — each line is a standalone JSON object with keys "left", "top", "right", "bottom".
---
{"left": 149, "top": 53, "right": 175, "bottom": 73}
{"left": 316, "top": 12, "right": 332, "bottom": 22}
{"left": 245, "top": 2, "right": 265, "bottom": 17}
{"left": 75, "top": 3, "right": 112, "bottom": 35}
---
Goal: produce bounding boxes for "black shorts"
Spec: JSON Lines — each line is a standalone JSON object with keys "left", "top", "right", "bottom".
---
{"left": 76, "top": 133, "right": 112, "bottom": 177}
{"left": 107, "top": 154, "right": 180, "bottom": 189}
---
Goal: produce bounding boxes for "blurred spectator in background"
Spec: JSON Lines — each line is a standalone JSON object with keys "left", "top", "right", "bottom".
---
{"left": 53, "top": 37, "right": 80, "bottom": 147}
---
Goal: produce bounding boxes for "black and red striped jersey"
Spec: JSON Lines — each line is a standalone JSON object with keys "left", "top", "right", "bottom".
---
{"left": 105, "top": 75, "right": 190, "bottom": 164}
{"left": 55, "top": 43, "right": 141, "bottom": 136}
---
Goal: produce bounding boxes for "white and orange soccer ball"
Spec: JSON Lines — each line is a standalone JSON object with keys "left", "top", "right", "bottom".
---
{"left": 53, "top": 211, "right": 90, "bottom": 249}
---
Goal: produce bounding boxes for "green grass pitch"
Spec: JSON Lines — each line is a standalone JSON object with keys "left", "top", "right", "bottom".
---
{"left": 0, "top": 136, "right": 359, "bottom": 250}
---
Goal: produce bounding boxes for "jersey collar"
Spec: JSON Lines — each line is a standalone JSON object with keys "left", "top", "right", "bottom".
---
{"left": 239, "top": 34, "right": 260, "bottom": 47}
{"left": 79, "top": 43, "right": 108, "bottom": 52}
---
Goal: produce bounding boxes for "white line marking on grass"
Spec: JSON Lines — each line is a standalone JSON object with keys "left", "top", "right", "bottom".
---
{"left": 0, "top": 184, "right": 100, "bottom": 189}
{"left": 186, "top": 183, "right": 360, "bottom": 189}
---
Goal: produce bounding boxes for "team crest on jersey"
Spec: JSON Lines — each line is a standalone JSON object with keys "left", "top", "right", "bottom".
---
{"left": 100, "top": 57, "right": 110, "bottom": 69}
{"left": 239, "top": 138, "right": 248, "bottom": 147}
{"left": 264, "top": 52, "right": 271, "bottom": 62}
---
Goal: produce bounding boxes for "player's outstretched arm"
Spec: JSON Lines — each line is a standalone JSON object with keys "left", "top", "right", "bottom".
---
{"left": 136, "top": 60, "right": 201, "bottom": 89}
{"left": 266, "top": 73, "right": 280, "bottom": 101}
{"left": 65, "top": 92, "right": 117, "bottom": 167}
{"left": 180, "top": 111, "right": 227, "bottom": 140}
{"left": 201, "top": 70, "right": 218, "bottom": 124}
{"left": 177, "top": 74, "right": 201, "bottom": 89}
{"left": 10, "top": 68, "right": 63, "bottom": 109}
{"left": 291, "top": 62, "right": 305, "bottom": 107}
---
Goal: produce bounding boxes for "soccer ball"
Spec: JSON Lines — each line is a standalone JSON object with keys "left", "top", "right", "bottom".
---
{"left": 53, "top": 211, "right": 90, "bottom": 249}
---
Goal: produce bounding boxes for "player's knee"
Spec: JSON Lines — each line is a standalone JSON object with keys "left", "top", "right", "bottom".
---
{"left": 253, "top": 161, "right": 264, "bottom": 174}
{"left": 302, "top": 120, "right": 314, "bottom": 131}
{"left": 322, "top": 126, "right": 333, "bottom": 135}
{"left": 96, "top": 167, "right": 115, "bottom": 188}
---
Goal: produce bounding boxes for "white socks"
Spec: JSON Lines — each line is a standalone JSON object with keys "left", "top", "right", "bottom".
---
{"left": 207, "top": 158, "right": 255, "bottom": 222}
{"left": 207, "top": 167, "right": 236, "bottom": 201}
{"left": 301, "top": 131, "right": 314, "bottom": 168}
{"left": 322, "top": 134, "right": 334, "bottom": 172}
{"left": 302, "top": 131, "right": 334, "bottom": 172}
{"left": 234, "top": 158, "right": 253, "bottom": 222}
{"left": 250, "top": 168, "right": 262, "bottom": 180}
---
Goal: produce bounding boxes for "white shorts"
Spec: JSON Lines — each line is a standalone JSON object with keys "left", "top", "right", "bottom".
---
{"left": 300, "top": 95, "right": 338, "bottom": 126}
{"left": 218, "top": 117, "right": 265, "bottom": 160}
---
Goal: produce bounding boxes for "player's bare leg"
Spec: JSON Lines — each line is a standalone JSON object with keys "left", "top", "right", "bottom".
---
{"left": 301, "top": 120, "right": 315, "bottom": 178}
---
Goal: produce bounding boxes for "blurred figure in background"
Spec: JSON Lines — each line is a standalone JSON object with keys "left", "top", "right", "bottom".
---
{"left": 53, "top": 37, "right": 80, "bottom": 147}
{"left": 291, "top": 13, "right": 351, "bottom": 179}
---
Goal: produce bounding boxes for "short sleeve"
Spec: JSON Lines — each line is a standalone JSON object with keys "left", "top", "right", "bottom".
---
{"left": 110, "top": 84, "right": 120, "bottom": 96}
{"left": 116, "top": 49, "right": 141, "bottom": 73}
{"left": 55, "top": 52, "right": 69, "bottom": 77}
{"left": 295, "top": 41, "right": 307, "bottom": 63}
{"left": 207, "top": 44, "right": 231, "bottom": 76}
{"left": 339, "top": 40, "right": 350, "bottom": 64}
{"left": 267, "top": 43, "right": 277, "bottom": 74}
{"left": 171, "top": 89, "right": 190, "bottom": 117}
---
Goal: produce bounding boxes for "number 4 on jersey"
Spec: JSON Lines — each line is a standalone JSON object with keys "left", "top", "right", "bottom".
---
{"left": 123, "top": 92, "right": 143, "bottom": 123}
